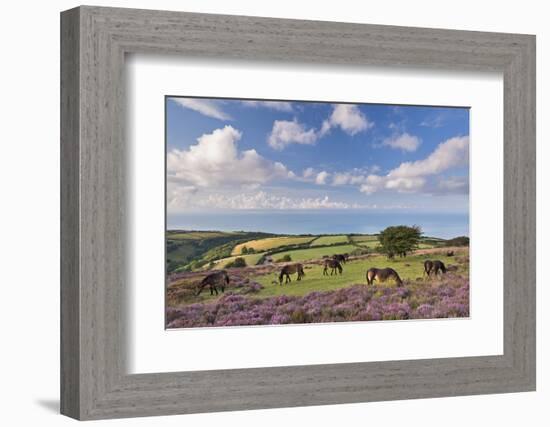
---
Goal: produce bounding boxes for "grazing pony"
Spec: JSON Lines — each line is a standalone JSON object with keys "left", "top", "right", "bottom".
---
{"left": 279, "top": 263, "right": 305, "bottom": 285}
{"left": 423, "top": 260, "right": 434, "bottom": 277}
{"left": 431, "top": 260, "right": 447, "bottom": 276}
{"left": 196, "top": 270, "right": 229, "bottom": 296}
{"left": 366, "top": 267, "right": 403, "bottom": 287}
{"left": 424, "top": 259, "right": 447, "bottom": 277}
{"left": 332, "top": 253, "right": 349, "bottom": 264}
{"left": 446, "top": 250, "right": 455, "bottom": 257}
{"left": 323, "top": 259, "right": 343, "bottom": 276}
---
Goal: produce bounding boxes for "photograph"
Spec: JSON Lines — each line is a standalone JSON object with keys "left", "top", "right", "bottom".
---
{"left": 165, "top": 97, "right": 471, "bottom": 329}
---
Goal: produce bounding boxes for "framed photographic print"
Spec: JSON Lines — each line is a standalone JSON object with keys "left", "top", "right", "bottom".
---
{"left": 61, "top": 6, "right": 536, "bottom": 420}
{"left": 164, "top": 97, "right": 471, "bottom": 329}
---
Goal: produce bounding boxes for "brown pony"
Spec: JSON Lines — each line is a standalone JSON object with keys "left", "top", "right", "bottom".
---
{"left": 196, "top": 270, "right": 229, "bottom": 296}
{"left": 423, "top": 260, "right": 434, "bottom": 277}
{"left": 366, "top": 267, "right": 403, "bottom": 286}
{"left": 424, "top": 260, "right": 447, "bottom": 277}
{"left": 431, "top": 260, "right": 447, "bottom": 276}
{"left": 279, "top": 263, "right": 305, "bottom": 285}
{"left": 332, "top": 253, "right": 349, "bottom": 264}
{"left": 323, "top": 259, "right": 343, "bottom": 276}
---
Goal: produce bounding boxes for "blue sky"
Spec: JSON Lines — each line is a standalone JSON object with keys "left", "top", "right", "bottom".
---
{"left": 166, "top": 97, "right": 469, "bottom": 216}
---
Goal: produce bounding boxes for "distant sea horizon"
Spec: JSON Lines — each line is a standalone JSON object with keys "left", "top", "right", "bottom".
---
{"left": 167, "top": 210, "right": 469, "bottom": 239}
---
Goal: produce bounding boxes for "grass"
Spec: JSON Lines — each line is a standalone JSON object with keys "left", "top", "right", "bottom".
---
{"left": 168, "top": 248, "right": 469, "bottom": 308}
{"left": 350, "top": 235, "right": 379, "bottom": 248}
{"left": 167, "top": 231, "right": 235, "bottom": 240}
{"left": 309, "top": 235, "right": 349, "bottom": 246}
{"left": 418, "top": 242, "right": 436, "bottom": 249}
{"left": 211, "top": 253, "right": 264, "bottom": 269}
{"left": 231, "top": 236, "right": 315, "bottom": 255}
{"left": 273, "top": 244, "right": 358, "bottom": 262}
{"left": 252, "top": 255, "right": 427, "bottom": 298}
{"left": 350, "top": 235, "right": 378, "bottom": 243}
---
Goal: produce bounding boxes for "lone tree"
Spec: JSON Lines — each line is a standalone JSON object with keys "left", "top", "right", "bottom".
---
{"left": 241, "top": 246, "right": 249, "bottom": 255}
{"left": 378, "top": 225, "right": 422, "bottom": 259}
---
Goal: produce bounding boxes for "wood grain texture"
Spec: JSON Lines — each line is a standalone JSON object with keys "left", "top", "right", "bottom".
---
{"left": 60, "top": 6, "right": 536, "bottom": 420}
{"left": 60, "top": 7, "right": 80, "bottom": 419}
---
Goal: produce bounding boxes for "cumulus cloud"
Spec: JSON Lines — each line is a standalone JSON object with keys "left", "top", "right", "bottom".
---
{"left": 167, "top": 185, "right": 198, "bottom": 208}
{"left": 315, "top": 171, "right": 330, "bottom": 185}
{"left": 241, "top": 100, "right": 293, "bottom": 112}
{"left": 192, "top": 192, "right": 351, "bottom": 210}
{"left": 330, "top": 167, "right": 382, "bottom": 186}
{"left": 434, "top": 176, "right": 469, "bottom": 194}
{"left": 320, "top": 104, "right": 373, "bottom": 136}
{"left": 267, "top": 104, "right": 373, "bottom": 150}
{"left": 267, "top": 119, "right": 319, "bottom": 150}
{"left": 302, "top": 167, "right": 315, "bottom": 178}
{"left": 382, "top": 132, "right": 421, "bottom": 152}
{"left": 167, "top": 125, "right": 292, "bottom": 188}
{"left": 170, "top": 98, "right": 231, "bottom": 120}
{"left": 360, "top": 136, "right": 469, "bottom": 194}
{"left": 387, "top": 136, "right": 469, "bottom": 178}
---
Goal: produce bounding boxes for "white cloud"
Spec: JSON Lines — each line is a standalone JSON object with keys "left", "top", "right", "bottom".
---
{"left": 359, "top": 136, "right": 469, "bottom": 194}
{"left": 241, "top": 100, "right": 293, "bottom": 112}
{"left": 170, "top": 98, "right": 231, "bottom": 120}
{"left": 267, "top": 119, "right": 318, "bottom": 150}
{"left": 331, "top": 172, "right": 370, "bottom": 186}
{"left": 167, "top": 126, "right": 292, "bottom": 188}
{"left": 185, "top": 191, "right": 351, "bottom": 210}
{"left": 382, "top": 132, "right": 421, "bottom": 152}
{"left": 332, "top": 173, "right": 352, "bottom": 186}
{"left": 435, "top": 176, "right": 469, "bottom": 194}
{"left": 330, "top": 167, "right": 383, "bottom": 186}
{"left": 267, "top": 104, "right": 373, "bottom": 151}
{"left": 315, "top": 171, "right": 330, "bottom": 185}
{"left": 420, "top": 114, "right": 445, "bottom": 128}
{"left": 388, "top": 136, "right": 469, "bottom": 179}
{"left": 168, "top": 189, "right": 418, "bottom": 211}
{"left": 302, "top": 167, "right": 315, "bottom": 178}
{"left": 167, "top": 185, "right": 198, "bottom": 208}
{"left": 320, "top": 104, "right": 373, "bottom": 136}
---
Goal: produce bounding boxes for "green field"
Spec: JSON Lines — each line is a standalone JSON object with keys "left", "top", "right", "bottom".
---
{"left": 166, "top": 230, "right": 273, "bottom": 273}
{"left": 167, "top": 228, "right": 461, "bottom": 274}
{"left": 350, "top": 235, "right": 378, "bottom": 243}
{"left": 310, "top": 235, "right": 349, "bottom": 246}
{"left": 197, "top": 252, "right": 467, "bottom": 303}
{"left": 211, "top": 253, "right": 264, "bottom": 269}
{"left": 232, "top": 236, "right": 315, "bottom": 255}
{"left": 167, "top": 231, "right": 236, "bottom": 240}
{"left": 272, "top": 244, "right": 358, "bottom": 262}
{"left": 252, "top": 255, "right": 426, "bottom": 298}
{"left": 350, "top": 235, "right": 379, "bottom": 247}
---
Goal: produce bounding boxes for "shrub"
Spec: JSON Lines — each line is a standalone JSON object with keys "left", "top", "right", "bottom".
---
{"left": 225, "top": 257, "right": 247, "bottom": 268}
{"left": 166, "top": 276, "right": 470, "bottom": 328}
{"left": 275, "top": 254, "right": 292, "bottom": 263}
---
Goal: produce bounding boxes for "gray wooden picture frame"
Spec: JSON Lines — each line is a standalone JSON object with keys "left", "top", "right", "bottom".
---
{"left": 60, "top": 5, "right": 536, "bottom": 420}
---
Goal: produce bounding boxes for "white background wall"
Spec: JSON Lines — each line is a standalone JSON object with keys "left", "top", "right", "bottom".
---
{"left": 0, "top": 0, "right": 546, "bottom": 425}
